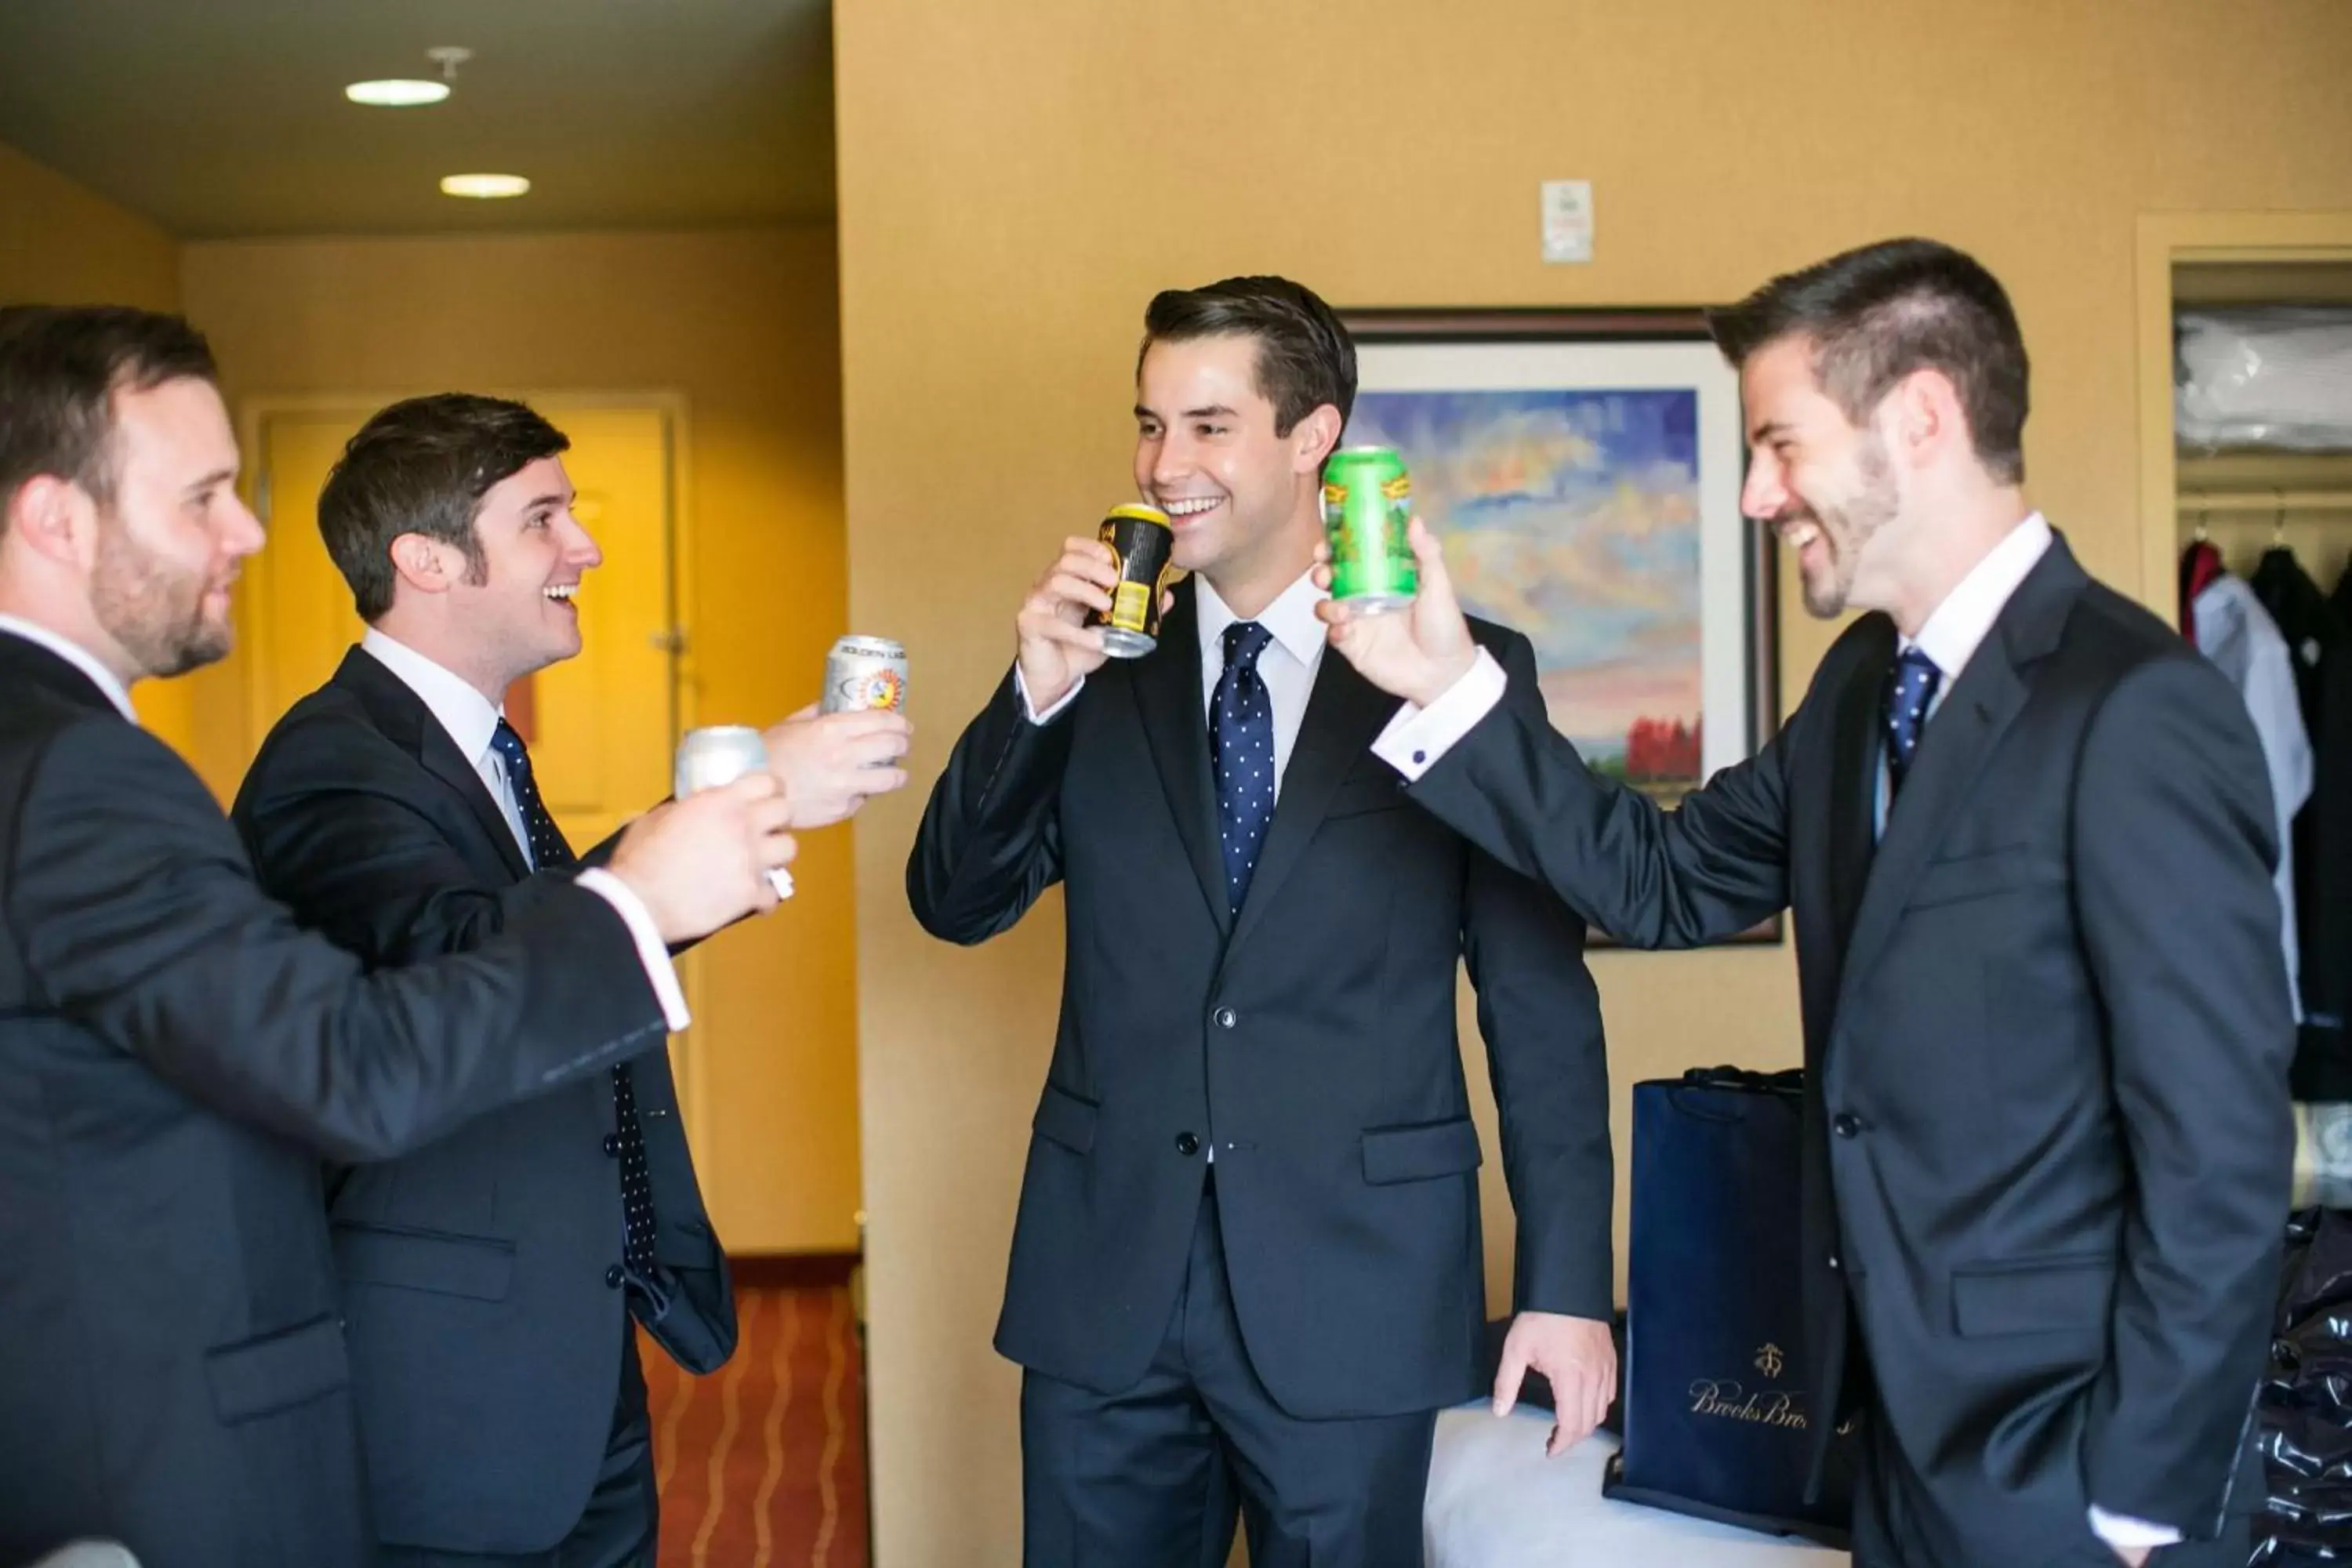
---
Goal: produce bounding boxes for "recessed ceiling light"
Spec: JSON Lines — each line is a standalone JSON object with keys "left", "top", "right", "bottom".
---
{"left": 346, "top": 79, "right": 450, "bottom": 107}
{"left": 440, "top": 173, "right": 532, "bottom": 200}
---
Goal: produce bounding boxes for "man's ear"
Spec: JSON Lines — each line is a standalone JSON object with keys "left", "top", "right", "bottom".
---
{"left": 389, "top": 532, "right": 457, "bottom": 595}
{"left": 1293, "top": 403, "right": 1345, "bottom": 474}
{"left": 6, "top": 474, "right": 98, "bottom": 569}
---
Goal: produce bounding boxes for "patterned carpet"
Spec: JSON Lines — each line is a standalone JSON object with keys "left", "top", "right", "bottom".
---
{"left": 641, "top": 1278, "right": 868, "bottom": 1568}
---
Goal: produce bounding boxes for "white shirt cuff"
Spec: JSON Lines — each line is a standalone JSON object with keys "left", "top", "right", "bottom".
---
{"left": 1012, "top": 665, "right": 1085, "bottom": 725}
{"left": 2087, "top": 1504, "right": 2183, "bottom": 1549}
{"left": 574, "top": 867, "right": 692, "bottom": 1033}
{"left": 1370, "top": 648, "right": 1510, "bottom": 782}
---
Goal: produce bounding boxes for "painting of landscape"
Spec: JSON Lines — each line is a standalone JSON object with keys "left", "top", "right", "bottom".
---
{"left": 1347, "top": 385, "right": 1708, "bottom": 802}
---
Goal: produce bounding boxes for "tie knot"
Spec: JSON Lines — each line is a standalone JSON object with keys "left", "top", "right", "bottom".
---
{"left": 1891, "top": 646, "right": 1942, "bottom": 705}
{"left": 1222, "top": 620, "right": 1272, "bottom": 672}
{"left": 489, "top": 717, "right": 532, "bottom": 775}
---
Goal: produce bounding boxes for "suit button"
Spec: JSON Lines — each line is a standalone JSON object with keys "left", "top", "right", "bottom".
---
{"left": 1175, "top": 1132, "right": 1200, "bottom": 1156}
{"left": 603, "top": 1133, "right": 621, "bottom": 1156}
{"left": 605, "top": 1264, "right": 625, "bottom": 1289}
{"left": 1213, "top": 1007, "right": 1238, "bottom": 1029}
{"left": 1833, "top": 1113, "right": 1861, "bottom": 1138}
{"left": 1828, "top": 1253, "right": 1842, "bottom": 1272}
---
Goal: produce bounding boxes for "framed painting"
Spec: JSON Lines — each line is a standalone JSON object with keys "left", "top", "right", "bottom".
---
{"left": 1341, "top": 307, "right": 1782, "bottom": 944}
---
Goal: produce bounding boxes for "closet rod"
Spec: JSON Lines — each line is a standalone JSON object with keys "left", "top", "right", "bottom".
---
{"left": 2176, "top": 487, "right": 2352, "bottom": 512}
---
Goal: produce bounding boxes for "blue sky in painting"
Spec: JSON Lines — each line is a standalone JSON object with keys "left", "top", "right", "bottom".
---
{"left": 1347, "top": 387, "right": 1704, "bottom": 749}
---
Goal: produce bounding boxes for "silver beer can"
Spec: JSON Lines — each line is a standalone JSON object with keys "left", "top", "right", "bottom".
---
{"left": 822, "top": 635, "right": 908, "bottom": 714}
{"left": 673, "top": 724, "right": 793, "bottom": 899}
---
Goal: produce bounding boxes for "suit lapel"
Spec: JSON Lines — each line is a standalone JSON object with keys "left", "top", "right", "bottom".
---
{"left": 1131, "top": 584, "right": 1232, "bottom": 931}
{"left": 1823, "top": 618, "right": 1894, "bottom": 975}
{"left": 333, "top": 649, "right": 532, "bottom": 882}
{"left": 1226, "top": 646, "right": 1396, "bottom": 958}
{"left": 1838, "top": 541, "right": 2084, "bottom": 994}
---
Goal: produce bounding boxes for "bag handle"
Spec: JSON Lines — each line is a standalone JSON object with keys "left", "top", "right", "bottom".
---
{"left": 1679, "top": 1065, "right": 1805, "bottom": 1094}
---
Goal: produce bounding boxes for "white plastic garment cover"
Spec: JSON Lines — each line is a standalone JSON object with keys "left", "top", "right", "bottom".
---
{"left": 2176, "top": 307, "right": 2352, "bottom": 452}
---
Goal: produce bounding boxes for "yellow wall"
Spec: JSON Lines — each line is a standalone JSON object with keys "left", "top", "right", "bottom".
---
{"left": 836, "top": 0, "right": 2352, "bottom": 1559}
{"left": 0, "top": 139, "right": 198, "bottom": 745}
{"left": 180, "top": 227, "right": 859, "bottom": 1254}
{"left": 0, "top": 140, "right": 179, "bottom": 311}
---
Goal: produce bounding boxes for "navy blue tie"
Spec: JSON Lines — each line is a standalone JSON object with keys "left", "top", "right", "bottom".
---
{"left": 490, "top": 719, "right": 660, "bottom": 1293}
{"left": 1211, "top": 622, "right": 1277, "bottom": 912}
{"left": 1883, "top": 647, "right": 1943, "bottom": 797}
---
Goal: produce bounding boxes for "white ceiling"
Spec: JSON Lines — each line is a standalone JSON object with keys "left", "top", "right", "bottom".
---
{"left": 0, "top": 0, "right": 834, "bottom": 238}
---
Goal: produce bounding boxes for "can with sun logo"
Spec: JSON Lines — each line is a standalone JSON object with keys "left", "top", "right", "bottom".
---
{"left": 1321, "top": 445, "right": 1417, "bottom": 614}
{"left": 822, "top": 635, "right": 909, "bottom": 713}
{"left": 1087, "top": 503, "right": 1177, "bottom": 658}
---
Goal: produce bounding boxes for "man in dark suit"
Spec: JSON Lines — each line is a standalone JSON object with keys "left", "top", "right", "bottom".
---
{"left": 1320, "top": 239, "right": 2293, "bottom": 1566}
{"left": 0, "top": 310, "right": 795, "bottom": 1568}
{"left": 233, "top": 393, "right": 911, "bottom": 1566}
{"left": 907, "top": 277, "right": 1616, "bottom": 1566}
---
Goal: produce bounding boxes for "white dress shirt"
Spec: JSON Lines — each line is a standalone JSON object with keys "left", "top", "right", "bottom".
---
{"left": 1367, "top": 514, "right": 2180, "bottom": 1551}
{"left": 0, "top": 615, "right": 139, "bottom": 721}
{"left": 1020, "top": 569, "right": 1332, "bottom": 802}
{"left": 360, "top": 630, "right": 691, "bottom": 1032}
{"left": 2190, "top": 572, "right": 2312, "bottom": 1023}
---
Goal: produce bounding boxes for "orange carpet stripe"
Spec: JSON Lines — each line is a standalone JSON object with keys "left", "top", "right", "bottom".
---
{"left": 690, "top": 1288, "right": 760, "bottom": 1565}
{"left": 648, "top": 1283, "right": 864, "bottom": 1568}
{"left": 812, "top": 1287, "right": 849, "bottom": 1568}
{"left": 748, "top": 1287, "right": 804, "bottom": 1568}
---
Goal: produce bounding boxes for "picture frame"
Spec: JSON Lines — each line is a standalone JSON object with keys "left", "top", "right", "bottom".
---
{"left": 1341, "top": 307, "right": 1783, "bottom": 945}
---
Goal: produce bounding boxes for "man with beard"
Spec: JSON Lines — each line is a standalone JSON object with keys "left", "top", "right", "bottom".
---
{"left": 1318, "top": 239, "right": 2292, "bottom": 1566}
{"left": 232, "top": 393, "right": 910, "bottom": 1566}
{"left": 0, "top": 305, "right": 797, "bottom": 1568}
{"left": 909, "top": 276, "right": 1614, "bottom": 1566}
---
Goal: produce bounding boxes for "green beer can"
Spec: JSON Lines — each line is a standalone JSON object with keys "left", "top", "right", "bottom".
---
{"left": 1321, "top": 445, "right": 1416, "bottom": 614}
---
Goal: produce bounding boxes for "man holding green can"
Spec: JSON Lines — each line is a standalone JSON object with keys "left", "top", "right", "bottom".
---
{"left": 909, "top": 274, "right": 1616, "bottom": 1566}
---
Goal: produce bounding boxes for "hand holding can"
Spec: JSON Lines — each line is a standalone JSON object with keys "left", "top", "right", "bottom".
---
{"left": 1322, "top": 446, "right": 1417, "bottom": 615}
{"left": 1085, "top": 504, "right": 1177, "bottom": 657}
{"left": 675, "top": 725, "right": 794, "bottom": 900}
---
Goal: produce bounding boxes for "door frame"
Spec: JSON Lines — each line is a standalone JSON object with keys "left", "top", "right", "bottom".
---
{"left": 2135, "top": 212, "right": 2352, "bottom": 623}
{"left": 235, "top": 389, "right": 719, "bottom": 1153}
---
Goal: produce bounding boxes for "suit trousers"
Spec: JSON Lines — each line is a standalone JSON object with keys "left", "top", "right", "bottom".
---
{"left": 379, "top": 1327, "right": 658, "bottom": 1568}
{"left": 1019, "top": 1174, "right": 1438, "bottom": 1568}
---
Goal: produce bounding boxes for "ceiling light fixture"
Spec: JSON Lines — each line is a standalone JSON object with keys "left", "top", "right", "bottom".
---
{"left": 345, "top": 78, "right": 448, "bottom": 107}
{"left": 440, "top": 173, "right": 532, "bottom": 199}
{"left": 345, "top": 45, "right": 472, "bottom": 108}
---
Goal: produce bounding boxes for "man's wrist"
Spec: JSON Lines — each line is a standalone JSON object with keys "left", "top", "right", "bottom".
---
{"left": 1408, "top": 648, "right": 1480, "bottom": 709}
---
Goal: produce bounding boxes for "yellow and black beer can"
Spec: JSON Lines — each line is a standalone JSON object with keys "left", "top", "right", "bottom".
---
{"left": 1089, "top": 503, "right": 1177, "bottom": 658}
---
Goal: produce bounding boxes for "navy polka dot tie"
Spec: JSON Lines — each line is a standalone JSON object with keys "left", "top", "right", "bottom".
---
{"left": 1883, "top": 647, "right": 1943, "bottom": 798}
{"left": 1211, "top": 622, "right": 1277, "bottom": 913}
{"left": 490, "top": 719, "right": 659, "bottom": 1286}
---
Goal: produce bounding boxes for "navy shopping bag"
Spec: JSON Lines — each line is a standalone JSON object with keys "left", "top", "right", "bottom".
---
{"left": 1602, "top": 1065, "right": 1856, "bottom": 1547}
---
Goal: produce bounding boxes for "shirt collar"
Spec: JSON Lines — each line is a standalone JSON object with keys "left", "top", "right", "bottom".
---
{"left": 1907, "top": 513, "right": 2053, "bottom": 683}
{"left": 360, "top": 627, "right": 505, "bottom": 765}
{"left": 1194, "top": 568, "right": 1329, "bottom": 670}
{"left": 0, "top": 615, "right": 139, "bottom": 722}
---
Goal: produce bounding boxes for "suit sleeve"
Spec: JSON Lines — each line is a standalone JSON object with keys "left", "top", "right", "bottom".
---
{"left": 1406, "top": 650, "right": 1795, "bottom": 949}
{"left": 906, "top": 664, "right": 1075, "bottom": 944}
{"left": 9, "top": 719, "right": 673, "bottom": 1164}
{"left": 2073, "top": 655, "right": 2295, "bottom": 1534}
{"left": 239, "top": 778, "right": 580, "bottom": 966}
{"left": 1464, "top": 633, "right": 1614, "bottom": 1319}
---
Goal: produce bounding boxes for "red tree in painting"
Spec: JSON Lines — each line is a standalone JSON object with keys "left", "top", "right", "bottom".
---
{"left": 1624, "top": 717, "right": 1702, "bottom": 782}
